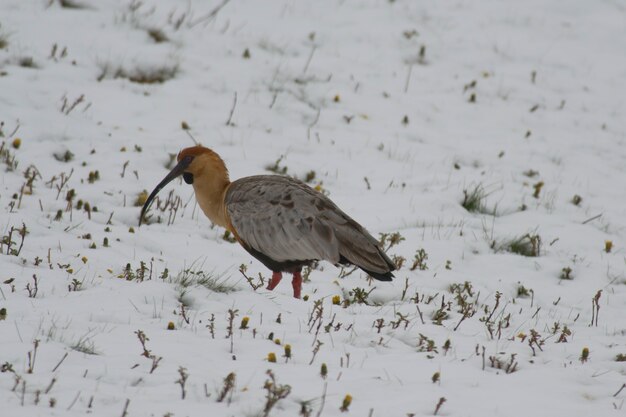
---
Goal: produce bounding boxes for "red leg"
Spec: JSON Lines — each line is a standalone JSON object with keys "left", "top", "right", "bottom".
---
{"left": 267, "top": 271, "right": 282, "bottom": 291}
{"left": 292, "top": 271, "right": 302, "bottom": 299}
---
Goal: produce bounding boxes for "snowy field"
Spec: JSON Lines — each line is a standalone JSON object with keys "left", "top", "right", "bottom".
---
{"left": 1, "top": 0, "right": 625, "bottom": 416}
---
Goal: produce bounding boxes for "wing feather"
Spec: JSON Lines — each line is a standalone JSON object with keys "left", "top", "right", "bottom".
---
{"left": 225, "top": 175, "right": 394, "bottom": 277}
{"left": 226, "top": 176, "right": 340, "bottom": 264}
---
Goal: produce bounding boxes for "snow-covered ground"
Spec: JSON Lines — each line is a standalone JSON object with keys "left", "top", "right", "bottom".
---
{"left": 1, "top": 0, "right": 625, "bottom": 416}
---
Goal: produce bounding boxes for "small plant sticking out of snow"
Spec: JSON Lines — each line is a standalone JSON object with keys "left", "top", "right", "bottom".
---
{"left": 25, "top": 274, "right": 38, "bottom": 298}
{"left": 60, "top": 94, "right": 87, "bottom": 115}
{"left": 135, "top": 330, "right": 151, "bottom": 356}
{"left": 134, "top": 190, "right": 148, "bottom": 207}
{"left": 417, "top": 334, "right": 438, "bottom": 353}
{"left": 461, "top": 184, "right": 493, "bottom": 214}
{"left": 555, "top": 324, "right": 572, "bottom": 343}
{"left": 222, "top": 230, "right": 237, "bottom": 243}
{"left": 53, "top": 149, "right": 74, "bottom": 163}
{"left": 26, "top": 339, "right": 40, "bottom": 373}
{"left": 176, "top": 367, "right": 189, "bottom": 399}
{"left": 51, "top": 0, "right": 89, "bottom": 9}
{"left": 532, "top": 181, "right": 544, "bottom": 199}
{"left": 261, "top": 370, "right": 291, "bottom": 417}
{"left": 591, "top": 290, "right": 602, "bottom": 327}
{"left": 68, "top": 278, "right": 82, "bottom": 292}
{"left": 431, "top": 304, "right": 449, "bottom": 325}
{"left": 410, "top": 248, "right": 428, "bottom": 271}
{"left": 216, "top": 372, "right": 236, "bottom": 403}
{"left": 304, "top": 170, "right": 316, "bottom": 183}
{"left": 265, "top": 155, "right": 288, "bottom": 175}
{"left": 527, "top": 329, "right": 545, "bottom": 356}
{"left": 140, "top": 189, "right": 183, "bottom": 226}
{"left": 379, "top": 231, "right": 405, "bottom": 252}
{"left": 320, "top": 363, "right": 328, "bottom": 379}
{"left": 171, "top": 266, "right": 236, "bottom": 295}
{"left": 392, "top": 254, "right": 406, "bottom": 269}
{"left": 560, "top": 267, "right": 573, "bottom": 280}
{"left": 442, "top": 339, "right": 451, "bottom": 354}
{"left": 118, "top": 261, "right": 151, "bottom": 281}
{"left": 87, "top": 170, "right": 100, "bottom": 183}
{"left": 146, "top": 28, "right": 168, "bottom": 43}
{"left": 580, "top": 347, "right": 590, "bottom": 363}
{"left": 1, "top": 223, "right": 27, "bottom": 256}
{"left": 299, "top": 400, "right": 313, "bottom": 417}
{"left": 0, "top": 140, "right": 20, "bottom": 171}
{"left": 70, "top": 335, "right": 98, "bottom": 355}
{"left": 434, "top": 397, "right": 446, "bottom": 415}
{"left": 340, "top": 394, "right": 352, "bottom": 412}
{"left": 239, "top": 264, "right": 265, "bottom": 291}
{"left": 516, "top": 284, "right": 531, "bottom": 298}
{"left": 488, "top": 353, "right": 518, "bottom": 374}
{"left": 0, "top": 24, "right": 8, "bottom": 50}
{"left": 349, "top": 287, "right": 374, "bottom": 305}
{"left": 494, "top": 233, "right": 542, "bottom": 257}
{"left": 16, "top": 56, "right": 39, "bottom": 69}
{"left": 97, "top": 62, "right": 179, "bottom": 84}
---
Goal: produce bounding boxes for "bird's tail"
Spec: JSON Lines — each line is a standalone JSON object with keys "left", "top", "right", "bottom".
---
{"left": 337, "top": 232, "right": 396, "bottom": 281}
{"left": 359, "top": 265, "right": 394, "bottom": 281}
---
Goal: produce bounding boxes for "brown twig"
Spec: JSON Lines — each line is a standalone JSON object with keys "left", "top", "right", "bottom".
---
{"left": 52, "top": 352, "right": 68, "bottom": 372}
{"left": 434, "top": 397, "right": 446, "bottom": 415}
{"left": 120, "top": 399, "right": 130, "bottom": 417}
{"left": 225, "top": 92, "right": 237, "bottom": 126}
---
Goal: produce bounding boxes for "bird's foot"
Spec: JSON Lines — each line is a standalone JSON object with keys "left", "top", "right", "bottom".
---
{"left": 292, "top": 271, "right": 302, "bottom": 299}
{"left": 267, "top": 271, "right": 282, "bottom": 291}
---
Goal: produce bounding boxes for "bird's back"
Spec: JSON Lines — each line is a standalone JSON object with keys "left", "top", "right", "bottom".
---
{"left": 225, "top": 175, "right": 395, "bottom": 279}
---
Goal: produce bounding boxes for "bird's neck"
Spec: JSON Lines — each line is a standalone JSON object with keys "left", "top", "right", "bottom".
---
{"left": 193, "top": 173, "right": 230, "bottom": 228}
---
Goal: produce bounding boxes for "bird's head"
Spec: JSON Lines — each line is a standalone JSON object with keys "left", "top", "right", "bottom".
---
{"left": 139, "top": 145, "right": 228, "bottom": 226}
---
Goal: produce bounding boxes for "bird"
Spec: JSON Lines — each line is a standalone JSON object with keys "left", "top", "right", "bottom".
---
{"left": 139, "top": 145, "right": 395, "bottom": 298}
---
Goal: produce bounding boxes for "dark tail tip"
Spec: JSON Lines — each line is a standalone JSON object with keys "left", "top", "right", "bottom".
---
{"left": 362, "top": 268, "right": 394, "bottom": 281}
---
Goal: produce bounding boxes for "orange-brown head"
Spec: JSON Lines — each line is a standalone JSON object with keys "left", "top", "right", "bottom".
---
{"left": 176, "top": 145, "right": 229, "bottom": 185}
{"left": 139, "top": 145, "right": 230, "bottom": 226}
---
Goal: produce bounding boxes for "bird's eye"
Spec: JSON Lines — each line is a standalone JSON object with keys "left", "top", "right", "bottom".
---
{"left": 183, "top": 172, "right": 194, "bottom": 184}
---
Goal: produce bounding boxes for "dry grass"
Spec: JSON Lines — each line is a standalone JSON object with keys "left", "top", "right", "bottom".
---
{"left": 97, "top": 62, "right": 179, "bottom": 84}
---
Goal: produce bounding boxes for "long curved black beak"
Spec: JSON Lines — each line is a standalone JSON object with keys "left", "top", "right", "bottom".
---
{"left": 139, "top": 155, "right": 193, "bottom": 226}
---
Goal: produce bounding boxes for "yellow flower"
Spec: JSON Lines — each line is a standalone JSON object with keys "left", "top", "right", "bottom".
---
{"left": 340, "top": 394, "right": 352, "bottom": 412}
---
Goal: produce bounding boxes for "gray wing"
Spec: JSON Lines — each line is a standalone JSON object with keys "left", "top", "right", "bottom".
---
{"left": 225, "top": 175, "right": 392, "bottom": 274}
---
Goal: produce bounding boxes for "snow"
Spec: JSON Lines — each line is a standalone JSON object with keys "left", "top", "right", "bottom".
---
{"left": 1, "top": 0, "right": 625, "bottom": 416}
